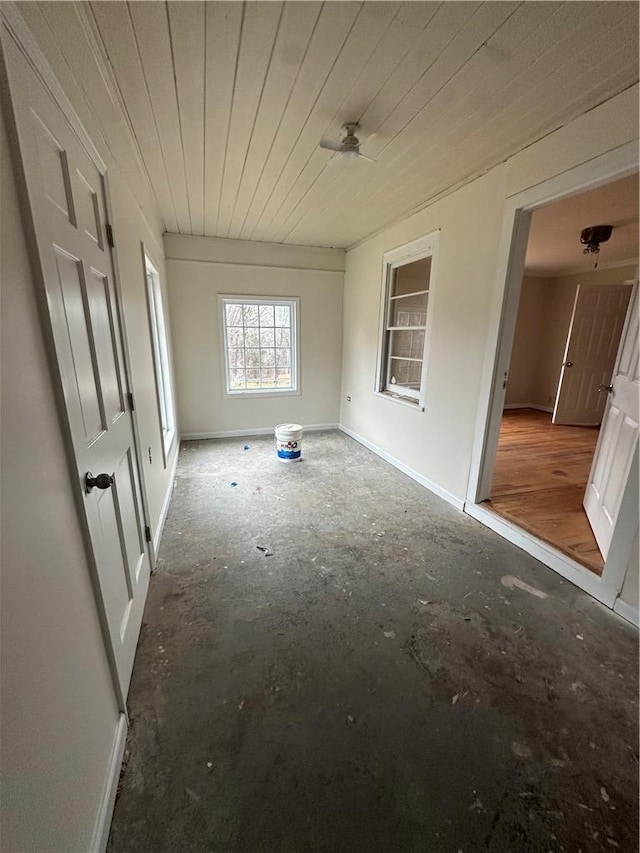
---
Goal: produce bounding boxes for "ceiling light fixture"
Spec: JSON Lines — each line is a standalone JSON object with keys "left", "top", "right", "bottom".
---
{"left": 580, "top": 224, "right": 613, "bottom": 268}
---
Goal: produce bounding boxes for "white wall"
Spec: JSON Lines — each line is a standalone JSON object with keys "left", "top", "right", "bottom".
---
{"left": 504, "top": 275, "right": 549, "bottom": 407}
{"left": 165, "top": 234, "right": 344, "bottom": 437}
{"left": 619, "top": 531, "right": 639, "bottom": 614}
{"left": 1, "top": 6, "right": 179, "bottom": 850}
{"left": 340, "top": 85, "right": 638, "bottom": 507}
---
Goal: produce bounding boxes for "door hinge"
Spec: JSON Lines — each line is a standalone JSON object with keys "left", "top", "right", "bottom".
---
{"left": 106, "top": 223, "right": 114, "bottom": 248}
{"left": 145, "top": 524, "right": 152, "bottom": 543}
{"left": 127, "top": 391, "right": 134, "bottom": 411}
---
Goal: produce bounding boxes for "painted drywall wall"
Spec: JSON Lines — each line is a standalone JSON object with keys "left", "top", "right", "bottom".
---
{"left": 619, "top": 530, "right": 639, "bottom": 611}
{"left": 505, "top": 276, "right": 549, "bottom": 406}
{"left": 1, "top": 101, "right": 121, "bottom": 853}
{"left": 165, "top": 234, "right": 344, "bottom": 436}
{"left": 340, "top": 84, "right": 638, "bottom": 506}
{"left": 507, "top": 265, "right": 638, "bottom": 410}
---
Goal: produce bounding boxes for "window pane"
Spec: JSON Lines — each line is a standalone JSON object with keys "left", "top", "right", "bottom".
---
{"left": 229, "top": 369, "right": 246, "bottom": 389}
{"left": 390, "top": 292, "right": 427, "bottom": 327}
{"left": 260, "top": 348, "right": 275, "bottom": 368}
{"left": 274, "top": 305, "right": 290, "bottom": 327}
{"left": 390, "top": 329, "right": 425, "bottom": 360}
{"left": 245, "top": 348, "right": 261, "bottom": 368}
{"left": 378, "top": 245, "right": 436, "bottom": 402}
{"left": 228, "top": 348, "right": 245, "bottom": 369}
{"left": 260, "top": 327, "right": 275, "bottom": 347}
{"left": 223, "top": 298, "right": 297, "bottom": 394}
{"left": 228, "top": 327, "right": 244, "bottom": 347}
{"left": 275, "top": 348, "right": 290, "bottom": 367}
{"left": 276, "top": 367, "right": 291, "bottom": 386}
{"left": 388, "top": 356, "right": 422, "bottom": 390}
{"left": 243, "top": 304, "right": 259, "bottom": 326}
{"left": 391, "top": 258, "right": 431, "bottom": 297}
{"left": 275, "top": 327, "right": 290, "bottom": 347}
{"left": 259, "top": 305, "right": 274, "bottom": 326}
{"left": 226, "top": 303, "right": 243, "bottom": 326}
{"left": 147, "top": 263, "right": 175, "bottom": 444}
{"left": 244, "top": 327, "right": 259, "bottom": 347}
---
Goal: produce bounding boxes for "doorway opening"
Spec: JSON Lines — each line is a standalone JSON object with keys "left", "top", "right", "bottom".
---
{"left": 486, "top": 175, "right": 637, "bottom": 574}
{"left": 466, "top": 153, "right": 639, "bottom": 611}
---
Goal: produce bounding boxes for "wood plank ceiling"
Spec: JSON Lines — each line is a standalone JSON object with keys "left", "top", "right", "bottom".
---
{"left": 84, "top": 1, "right": 638, "bottom": 248}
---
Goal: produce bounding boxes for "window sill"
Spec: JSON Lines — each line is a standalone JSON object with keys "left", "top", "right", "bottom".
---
{"left": 163, "top": 428, "right": 176, "bottom": 462}
{"left": 224, "top": 388, "right": 301, "bottom": 400}
{"left": 374, "top": 390, "right": 425, "bottom": 412}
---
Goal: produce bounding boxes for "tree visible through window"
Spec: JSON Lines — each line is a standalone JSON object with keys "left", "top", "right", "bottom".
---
{"left": 220, "top": 297, "right": 299, "bottom": 394}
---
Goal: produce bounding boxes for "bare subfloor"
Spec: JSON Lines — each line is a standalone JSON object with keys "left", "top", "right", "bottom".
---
{"left": 108, "top": 432, "right": 638, "bottom": 853}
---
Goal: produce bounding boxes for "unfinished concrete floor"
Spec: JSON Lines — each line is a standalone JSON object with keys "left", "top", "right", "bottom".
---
{"left": 108, "top": 431, "right": 638, "bottom": 853}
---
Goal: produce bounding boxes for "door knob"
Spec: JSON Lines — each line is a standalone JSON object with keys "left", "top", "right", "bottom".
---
{"left": 597, "top": 384, "right": 613, "bottom": 394}
{"left": 564, "top": 361, "right": 573, "bottom": 367}
{"left": 85, "top": 472, "right": 113, "bottom": 493}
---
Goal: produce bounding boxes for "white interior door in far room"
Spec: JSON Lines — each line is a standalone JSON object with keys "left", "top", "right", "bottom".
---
{"left": 584, "top": 282, "right": 639, "bottom": 559}
{"left": 553, "top": 283, "right": 633, "bottom": 426}
{"left": 3, "top": 32, "right": 150, "bottom": 699}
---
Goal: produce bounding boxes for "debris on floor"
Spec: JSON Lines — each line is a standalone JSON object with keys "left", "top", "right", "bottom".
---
{"left": 230, "top": 481, "right": 238, "bottom": 487}
{"left": 243, "top": 445, "right": 250, "bottom": 451}
{"left": 108, "top": 432, "right": 639, "bottom": 853}
{"left": 257, "top": 545, "right": 274, "bottom": 557}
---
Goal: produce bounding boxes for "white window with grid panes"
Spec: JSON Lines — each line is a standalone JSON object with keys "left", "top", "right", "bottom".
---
{"left": 376, "top": 231, "right": 439, "bottom": 409}
{"left": 220, "top": 296, "right": 300, "bottom": 396}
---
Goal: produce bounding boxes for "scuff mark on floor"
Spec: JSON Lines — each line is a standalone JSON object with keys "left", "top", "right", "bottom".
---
{"left": 501, "top": 575, "right": 548, "bottom": 599}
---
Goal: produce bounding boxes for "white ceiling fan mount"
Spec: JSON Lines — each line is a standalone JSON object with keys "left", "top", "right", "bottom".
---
{"left": 319, "top": 123, "right": 375, "bottom": 163}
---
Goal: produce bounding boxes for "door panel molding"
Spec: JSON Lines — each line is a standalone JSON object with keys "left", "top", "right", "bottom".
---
{"left": 1, "top": 7, "right": 152, "bottom": 704}
{"left": 553, "top": 283, "right": 633, "bottom": 426}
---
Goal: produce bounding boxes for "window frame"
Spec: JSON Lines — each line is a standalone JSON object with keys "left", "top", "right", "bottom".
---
{"left": 375, "top": 230, "right": 440, "bottom": 411}
{"left": 144, "top": 251, "right": 176, "bottom": 466}
{"left": 218, "top": 295, "right": 301, "bottom": 398}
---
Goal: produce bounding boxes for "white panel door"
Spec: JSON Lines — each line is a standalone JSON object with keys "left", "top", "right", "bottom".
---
{"left": 553, "top": 283, "right": 632, "bottom": 426}
{"left": 584, "top": 283, "right": 639, "bottom": 558}
{"left": 4, "top": 34, "right": 150, "bottom": 698}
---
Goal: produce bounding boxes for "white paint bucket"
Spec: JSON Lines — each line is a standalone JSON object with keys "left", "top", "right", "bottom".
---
{"left": 275, "top": 423, "right": 303, "bottom": 463}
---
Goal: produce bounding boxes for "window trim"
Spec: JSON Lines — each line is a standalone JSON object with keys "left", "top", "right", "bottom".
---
{"left": 218, "top": 295, "right": 301, "bottom": 398}
{"left": 143, "top": 250, "right": 176, "bottom": 466}
{"left": 375, "top": 230, "right": 440, "bottom": 410}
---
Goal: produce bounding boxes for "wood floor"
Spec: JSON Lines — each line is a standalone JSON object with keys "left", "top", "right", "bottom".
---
{"left": 486, "top": 409, "right": 604, "bottom": 575}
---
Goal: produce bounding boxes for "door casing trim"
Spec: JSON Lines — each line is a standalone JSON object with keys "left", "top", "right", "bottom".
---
{"left": 465, "top": 141, "right": 639, "bottom": 613}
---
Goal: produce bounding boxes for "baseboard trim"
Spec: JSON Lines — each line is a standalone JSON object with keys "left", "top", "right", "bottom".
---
{"left": 613, "top": 597, "right": 639, "bottom": 628}
{"left": 153, "top": 444, "right": 180, "bottom": 554}
{"left": 182, "top": 423, "right": 339, "bottom": 440}
{"left": 339, "top": 424, "right": 464, "bottom": 511}
{"left": 503, "top": 403, "right": 554, "bottom": 413}
{"left": 464, "top": 501, "right": 615, "bottom": 606}
{"left": 91, "top": 713, "right": 127, "bottom": 853}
